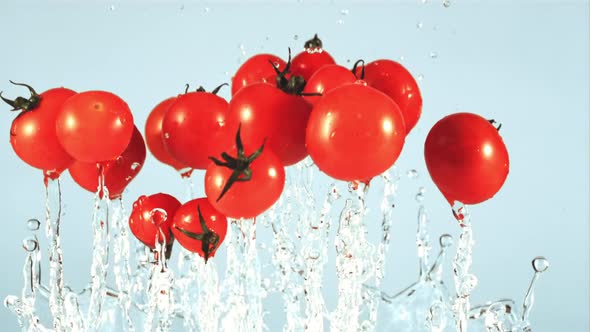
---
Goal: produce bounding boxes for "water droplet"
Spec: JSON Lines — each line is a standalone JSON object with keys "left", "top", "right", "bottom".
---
{"left": 415, "top": 186, "right": 426, "bottom": 202}
{"left": 329, "top": 131, "right": 336, "bottom": 139}
{"left": 346, "top": 59, "right": 351, "bottom": 63}
{"left": 26, "top": 218, "right": 40, "bottom": 231}
{"left": 399, "top": 55, "right": 405, "bottom": 61}
{"left": 337, "top": 19, "right": 344, "bottom": 25}
{"left": 406, "top": 169, "right": 419, "bottom": 179}
{"left": 22, "top": 237, "right": 38, "bottom": 252}
{"left": 417, "top": 73, "right": 424, "bottom": 81}
{"left": 204, "top": 7, "right": 210, "bottom": 13}
{"left": 421, "top": 0, "right": 428, "bottom": 3}
{"left": 180, "top": 4, "right": 185, "bottom": 10}
{"left": 416, "top": 22, "right": 424, "bottom": 29}
{"left": 130, "top": 162, "right": 141, "bottom": 171}
{"left": 430, "top": 51, "right": 438, "bottom": 59}
{"left": 293, "top": 34, "right": 299, "bottom": 41}
{"left": 340, "top": 9, "right": 349, "bottom": 15}
{"left": 4, "top": 295, "right": 18, "bottom": 309}
{"left": 164, "top": 133, "right": 170, "bottom": 139}
{"left": 262, "top": 278, "right": 271, "bottom": 290}
{"left": 443, "top": 0, "right": 451, "bottom": 7}
{"left": 239, "top": 44, "right": 246, "bottom": 56}
{"left": 108, "top": 4, "right": 115, "bottom": 11}
{"left": 439, "top": 234, "right": 453, "bottom": 247}
{"left": 532, "top": 256, "right": 549, "bottom": 273}
{"left": 459, "top": 274, "right": 478, "bottom": 294}
{"left": 150, "top": 208, "right": 168, "bottom": 226}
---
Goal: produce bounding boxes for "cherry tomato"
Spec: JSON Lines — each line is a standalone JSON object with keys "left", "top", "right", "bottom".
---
{"left": 129, "top": 193, "right": 181, "bottom": 249}
{"left": 355, "top": 59, "right": 422, "bottom": 134}
{"left": 69, "top": 126, "right": 146, "bottom": 199}
{"left": 306, "top": 83, "right": 406, "bottom": 181}
{"left": 226, "top": 83, "right": 311, "bottom": 166}
{"left": 56, "top": 90, "right": 134, "bottom": 163}
{"left": 162, "top": 87, "right": 229, "bottom": 170}
{"left": 231, "top": 53, "right": 287, "bottom": 96}
{"left": 205, "top": 128, "right": 285, "bottom": 219}
{"left": 171, "top": 198, "right": 228, "bottom": 262}
{"left": 291, "top": 34, "right": 336, "bottom": 82}
{"left": 302, "top": 64, "right": 357, "bottom": 106}
{"left": 145, "top": 97, "right": 187, "bottom": 171}
{"left": 2, "top": 83, "right": 76, "bottom": 177}
{"left": 424, "top": 112, "right": 509, "bottom": 205}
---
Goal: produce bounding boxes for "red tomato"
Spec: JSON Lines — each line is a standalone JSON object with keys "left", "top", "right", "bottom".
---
{"left": 226, "top": 83, "right": 311, "bottom": 166}
{"left": 171, "top": 198, "right": 228, "bottom": 261}
{"left": 161, "top": 89, "right": 229, "bottom": 170}
{"left": 302, "top": 64, "right": 357, "bottom": 106}
{"left": 291, "top": 34, "right": 336, "bottom": 82}
{"left": 69, "top": 126, "right": 146, "bottom": 199}
{"left": 205, "top": 140, "right": 285, "bottom": 219}
{"left": 2, "top": 84, "right": 76, "bottom": 176}
{"left": 424, "top": 112, "right": 509, "bottom": 205}
{"left": 56, "top": 90, "right": 134, "bottom": 163}
{"left": 145, "top": 97, "right": 188, "bottom": 171}
{"left": 231, "top": 54, "right": 287, "bottom": 96}
{"left": 129, "top": 193, "right": 181, "bottom": 249}
{"left": 306, "top": 83, "right": 406, "bottom": 181}
{"left": 355, "top": 59, "right": 422, "bottom": 134}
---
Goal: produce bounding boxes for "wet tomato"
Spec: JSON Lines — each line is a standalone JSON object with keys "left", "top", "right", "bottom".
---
{"left": 291, "top": 34, "right": 336, "bottom": 82}
{"left": 302, "top": 64, "right": 357, "bottom": 106}
{"left": 145, "top": 97, "right": 188, "bottom": 171}
{"left": 231, "top": 53, "right": 287, "bottom": 96}
{"left": 129, "top": 193, "right": 181, "bottom": 249}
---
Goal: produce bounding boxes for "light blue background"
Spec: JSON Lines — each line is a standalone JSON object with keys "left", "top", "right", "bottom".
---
{"left": 0, "top": 1, "right": 588, "bottom": 331}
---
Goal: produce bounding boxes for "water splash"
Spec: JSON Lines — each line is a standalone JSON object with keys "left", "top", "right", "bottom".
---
{"left": 45, "top": 178, "right": 65, "bottom": 330}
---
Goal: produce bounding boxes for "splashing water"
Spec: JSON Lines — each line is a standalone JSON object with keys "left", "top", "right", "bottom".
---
{"left": 5, "top": 159, "right": 549, "bottom": 331}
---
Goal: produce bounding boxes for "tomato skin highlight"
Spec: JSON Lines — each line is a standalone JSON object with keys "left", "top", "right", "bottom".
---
{"left": 205, "top": 147, "right": 285, "bottom": 220}
{"left": 161, "top": 91, "right": 229, "bottom": 170}
{"left": 129, "top": 193, "right": 181, "bottom": 249}
{"left": 226, "top": 83, "right": 312, "bottom": 166}
{"left": 231, "top": 54, "right": 287, "bottom": 96}
{"left": 303, "top": 64, "right": 358, "bottom": 106}
{"left": 145, "top": 97, "right": 187, "bottom": 171}
{"left": 56, "top": 90, "right": 134, "bottom": 163}
{"left": 9, "top": 87, "right": 76, "bottom": 175}
{"left": 306, "top": 83, "right": 406, "bottom": 181}
{"left": 291, "top": 49, "right": 336, "bottom": 82}
{"left": 68, "top": 126, "right": 146, "bottom": 199}
{"left": 171, "top": 198, "right": 228, "bottom": 258}
{"left": 424, "top": 112, "right": 509, "bottom": 205}
{"left": 356, "top": 59, "right": 422, "bottom": 134}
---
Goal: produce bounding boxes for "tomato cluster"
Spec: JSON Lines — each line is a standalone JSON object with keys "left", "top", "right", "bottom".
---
{"left": 3, "top": 33, "right": 511, "bottom": 262}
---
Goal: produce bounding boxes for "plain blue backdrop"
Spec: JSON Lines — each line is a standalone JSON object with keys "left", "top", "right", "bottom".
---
{"left": 0, "top": 1, "right": 588, "bottom": 331}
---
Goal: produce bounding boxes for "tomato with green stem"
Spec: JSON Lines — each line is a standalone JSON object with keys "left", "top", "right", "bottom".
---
{"left": 231, "top": 53, "right": 287, "bottom": 96}
{"left": 226, "top": 49, "right": 316, "bottom": 166}
{"left": 302, "top": 63, "right": 358, "bottom": 106}
{"left": 171, "top": 198, "right": 228, "bottom": 262}
{"left": 1, "top": 81, "right": 76, "bottom": 177}
{"left": 424, "top": 112, "right": 509, "bottom": 205}
{"left": 161, "top": 84, "right": 230, "bottom": 170}
{"left": 291, "top": 34, "right": 336, "bottom": 82}
{"left": 205, "top": 125, "right": 285, "bottom": 219}
{"left": 129, "top": 193, "right": 181, "bottom": 249}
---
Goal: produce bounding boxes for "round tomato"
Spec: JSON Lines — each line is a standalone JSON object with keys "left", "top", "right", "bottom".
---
{"left": 302, "top": 64, "right": 357, "bottom": 106}
{"left": 231, "top": 53, "right": 287, "bottom": 96}
{"left": 2, "top": 82, "right": 76, "bottom": 176}
{"left": 291, "top": 34, "right": 336, "bottom": 82}
{"left": 56, "top": 90, "right": 134, "bottom": 163}
{"left": 424, "top": 112, "right": 509, "bottom": 205}
{"left": 171, "top": 198, "right": 228, "bottom": 262}
{"left": 69, "top": 126, "right": 146, "bottom": 199}
{"left": 129, "top": 193, "right": 181, "bottom": 249}
{"left": 355, "top": 59, "right": 422, "bottom": 134}
{"left": 145, "top": 97, "right": 188, "bottom": 171}
{"left": 161, "top": 88, "right": 229, "bottom": 170}
{"left": 306, "top": 83, "right": 406, "bottom": 181}
{"left": 226, "top": 83, "right": 311, "bottom": 166}
{"left": 205, "top": 126, "right": 285, "bottom": 219}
